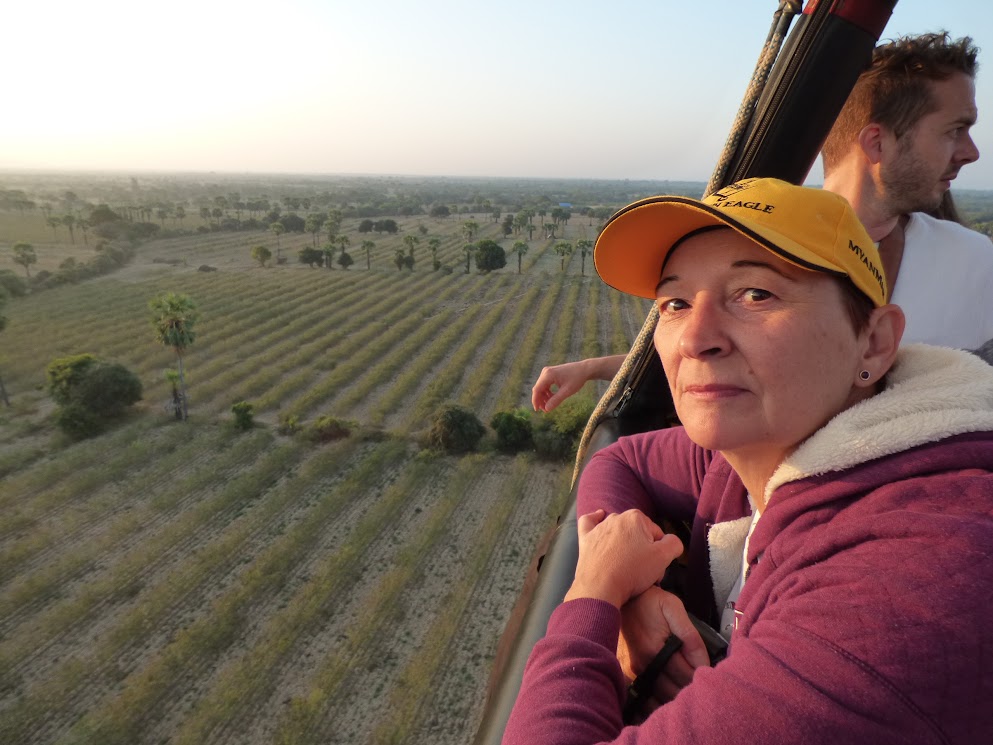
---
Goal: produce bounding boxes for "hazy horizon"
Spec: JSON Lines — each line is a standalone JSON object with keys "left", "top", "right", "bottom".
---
{"left": 5, "top": 0, "right": 993, "bottom": 188}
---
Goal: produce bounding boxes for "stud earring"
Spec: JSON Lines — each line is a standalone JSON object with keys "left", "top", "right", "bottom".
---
{"left": 859, "top": 370, "right": 871, "bottom": 381}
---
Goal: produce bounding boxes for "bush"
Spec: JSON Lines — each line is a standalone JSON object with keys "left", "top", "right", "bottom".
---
{"left": 474, "top": 239, "right": 507, "bottom": 273}
{"left": 47, "top": 355, "right": 143, "bottom": 438}
{"left": 277, "top": 413, "right": 300, "bottom": 436}
{"left": 231, "top": 401, "right": 254, "bottom": 430}
{"left": 428, "top": 404, "right": 485, "bottom": 454}
{"left": 306, "top": 415, "right": 352, "bottom": 442}
{"left": 532, "top": 395, "right": 595, "bottom": 461}
{"left": 0, "top": 270, "right": 27, "bottom": 297}
{"left": 74, "top": 362, "right": 143, "bottom": 418}
{"left": 490, "top": 409, "right": 534, "bottom": 453}
{"left": 46, "top": 354, "right": 99, "bottom": 405}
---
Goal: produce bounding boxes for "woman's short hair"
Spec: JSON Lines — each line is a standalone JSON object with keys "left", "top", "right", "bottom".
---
{"left": 837, "top": 276, "right": 875, "bottom": 334}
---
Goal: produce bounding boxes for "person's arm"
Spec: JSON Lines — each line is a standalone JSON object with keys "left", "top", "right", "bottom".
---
{"left": 531, "top": 354, "right": 626, "bottom": 412}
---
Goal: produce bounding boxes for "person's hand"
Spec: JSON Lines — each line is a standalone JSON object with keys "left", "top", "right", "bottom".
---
{"left": 531, "top": 360, "right": 592, "bottom": 413}
{"left": 565, "top": 509, "right": 683, "bottom": 609}
{"left": 617, "top": 586, "right": 710, "bottom": 707}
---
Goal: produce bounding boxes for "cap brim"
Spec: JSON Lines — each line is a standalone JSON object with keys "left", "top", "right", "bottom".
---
{"left": 594, "top": 196, "right": 846, "bottom": 299}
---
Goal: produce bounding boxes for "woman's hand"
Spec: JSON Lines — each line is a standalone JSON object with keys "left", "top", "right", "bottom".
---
{"left": 565, "top": 509, "right": 683, "bottom": 608}
{"left": 618, "top": 586, "right": 711, "bottom": 705}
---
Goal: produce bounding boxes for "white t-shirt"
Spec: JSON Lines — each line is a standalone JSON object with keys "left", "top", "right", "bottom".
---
{"left": 892, "top": 213, "right": 993, "bottom": 350}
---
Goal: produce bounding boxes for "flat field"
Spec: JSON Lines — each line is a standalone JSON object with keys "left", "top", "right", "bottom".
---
{"left": 0, "top": 205, "right": 652, "bottom": 744}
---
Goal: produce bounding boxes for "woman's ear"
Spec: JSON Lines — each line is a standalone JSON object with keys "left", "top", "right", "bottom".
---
{"left": 857, "top": 303, "right": 905, "bottom": 386}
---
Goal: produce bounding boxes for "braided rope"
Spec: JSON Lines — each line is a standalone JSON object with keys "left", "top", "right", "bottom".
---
{"left": 570, "top": 0, "right": 800, "bottom": 487}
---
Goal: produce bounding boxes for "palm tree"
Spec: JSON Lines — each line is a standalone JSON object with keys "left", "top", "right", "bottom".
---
{"left": 464, "top": 243, "right": 476, "bottom": 274}
{"left": 512, "top": 241, "right": 529, "bottom": 274}
{"left": 46, "top": 216, "right": 61, "bottom": 241}
{"left": 554, "top": 241, "right": 573, "bottom": 272}
{"left": 270, "top": 222, "right": 285, "bottom": 260}
{"left": 61, "top": 214, "right": 76, "bottom": 244}
{"left": 322, "top": 243, "right": 336, "bottom": 269}
{"left": 12, "top": 243, "right": 36, "bottom": 277}
{"left": 361, "top": 240, "right": 375, "bottom": 270}
{"left": 575, "top": 239, "right": 593, "bottom": 276}
{"left": 149, "top": 292, "right": 199, "bottom": 421}
{"left": 428, "top": 237, "right": 441, "bottom": 270}
{"left": 461, "top": 220, "right": 479, "bottom": 243}
{"left": 402, "top": 235, "right": 419, "bottom": 269}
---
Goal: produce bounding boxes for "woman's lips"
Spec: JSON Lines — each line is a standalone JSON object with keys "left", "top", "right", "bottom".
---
{"left": 682, "top": 384, "right": 747, "bottom": 399}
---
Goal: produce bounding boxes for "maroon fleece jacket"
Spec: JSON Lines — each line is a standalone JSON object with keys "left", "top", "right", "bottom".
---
{"left": 503, "top": 425, "right": 993, "bottom": 745}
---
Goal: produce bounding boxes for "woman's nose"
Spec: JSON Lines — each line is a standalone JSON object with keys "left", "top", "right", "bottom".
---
{"left": 677, "top": 299, "right": 729, "bottom": 359}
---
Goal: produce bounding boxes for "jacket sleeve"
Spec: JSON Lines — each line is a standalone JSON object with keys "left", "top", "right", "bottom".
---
{"left": 501, "top": 595, "right": 946, "bottom": 745}
{"left": 577, "top": 428, "right": 709, "bottom": 524}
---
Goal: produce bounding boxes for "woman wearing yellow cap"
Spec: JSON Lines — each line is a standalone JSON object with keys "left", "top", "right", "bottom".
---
{"left": 502, "top": 178, "right": 993, "bottom": 745}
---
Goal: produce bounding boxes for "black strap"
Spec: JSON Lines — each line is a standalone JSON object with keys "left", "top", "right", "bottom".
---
{"left": 622, "top": 634, "right": 683, "bottom": 723}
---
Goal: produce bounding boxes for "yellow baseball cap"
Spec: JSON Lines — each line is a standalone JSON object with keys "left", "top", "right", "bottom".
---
{"left": 594, "top": 177, "right": 887, "bottom": 307}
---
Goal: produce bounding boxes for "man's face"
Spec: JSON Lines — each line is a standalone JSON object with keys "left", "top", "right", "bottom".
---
{"left": 881, "top": 72, "right": 980, "bottom": 214}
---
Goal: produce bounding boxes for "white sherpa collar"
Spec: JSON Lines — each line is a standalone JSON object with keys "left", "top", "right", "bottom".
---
{"left": 765, "top": 344, "right": 993, "bottom": 502}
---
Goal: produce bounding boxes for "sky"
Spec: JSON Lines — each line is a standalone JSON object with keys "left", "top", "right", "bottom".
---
{"left": 3, "top": 0, "right": 992, "bottom": 188}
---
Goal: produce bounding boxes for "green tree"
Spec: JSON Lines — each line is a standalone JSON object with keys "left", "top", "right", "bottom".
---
{"left": 149, "top": 292, "right": 198, "bottom": 421}
{"left": 544, "top": 222, "right": 559, "bottom": 240}
{"left": 270, "top": 222, "right": 284, "bottom": 260}
{"left": 463, "top": 243, "right": 476, "bottom": 274}
{"left": 554, "top": 241, "right": 573, "bottom": 271}
{"left": 337, "top": 249, "right": 354, "bottom": 269}
{"left": 395, "top": 248, "right": 406, "bottom": 272}
{"left": 575, "top": 239, "right": 593, "bottom": 276}
{"left": 12, "top": 243, "right": 36, "bottom": 277}
{"left": 298, "top": 247, "right": 324, "bottom": 267}
{"left": 474, "top": 240, "right": 506, "bottom": 273}
{"left": 512, "top": 241, "right": 529, "bottom": 274}
{"left": 250, "top": 245, "right": 272, "bottom": 267}
{"left": 361, "top": 240, "right": 375, "bottom": 270}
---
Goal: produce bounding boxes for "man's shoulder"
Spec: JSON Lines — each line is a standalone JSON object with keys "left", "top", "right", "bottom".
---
{"left": 906, "top": 212, "right": 993, "bottom": 251}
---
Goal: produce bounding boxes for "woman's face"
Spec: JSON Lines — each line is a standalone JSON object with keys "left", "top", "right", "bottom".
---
{"left": 654, "top": 229, "right": 866, "bottom": 462}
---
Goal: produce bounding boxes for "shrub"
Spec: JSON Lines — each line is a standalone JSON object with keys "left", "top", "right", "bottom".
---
{"left": 428, "top": 404, "right": 485, "bottom": 454}
{"left": 474, "top": 239, "right": 507, "bottom": 273}
{"left": 47, "top": 355, "right": 143, "bottom": 438}
{"left": 532, "top": 395, "right": 595, "bottom": 461}
{"left": 231, "top": 401, "right": 254, "bottom": 430}
{"left": 74, "top": 362, "right": 143, "bottom": 418}
{"left": 0, "top": 270, "right": 27, "bottom": 297}
{"left": 306, "top": 415, "right": 352, "bottom": 442}
{"left": 46, "top": 354, "right": 99, "bottom": 405}
{"left": 490, "top": 409, "right": 534, "bottom": 453}
{"left": 277, "top": 413, "right": 300, "bottom": 436}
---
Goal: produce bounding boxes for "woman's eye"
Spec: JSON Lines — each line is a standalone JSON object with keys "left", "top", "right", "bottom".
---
{"left": 741, "top": 288, "right": 772, "bottom": 302}
{"left": 658, "top": 298, "right": 688, "bottom": 313}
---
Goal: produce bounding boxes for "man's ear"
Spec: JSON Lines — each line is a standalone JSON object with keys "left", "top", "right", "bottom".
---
{"left": 857, "top": 123, "right": 886, "bottom": 165}
{"left": 857, "top": 303, "right": 905, "bottom": 386}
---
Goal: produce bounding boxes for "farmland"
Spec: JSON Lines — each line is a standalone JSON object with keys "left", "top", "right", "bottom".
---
{"left": 0, "top": 172, "right": 656, "bottom": 744}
